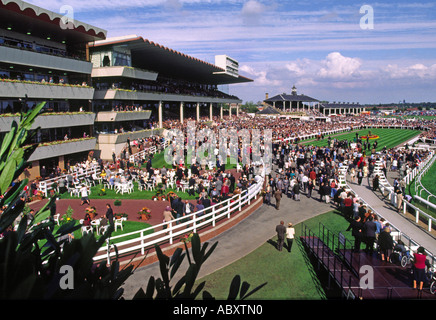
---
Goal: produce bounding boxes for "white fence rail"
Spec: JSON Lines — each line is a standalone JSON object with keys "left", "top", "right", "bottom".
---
{"left": 338, "top": 161, "right": 436, "bottom": 266}
{"left": 38, "top": 166, "right": 100, "bottom": 197}
{"left": 93, "top": 171, "right": 265, "bottom": 265}
{"left": 414, "top": 153, "right": 436, "bottom": 203}
{"left": 128, "top": 140, "right": 169, "bottom": 165}
{"left": 371, "top": 149, "right": 436, "bottom": 234}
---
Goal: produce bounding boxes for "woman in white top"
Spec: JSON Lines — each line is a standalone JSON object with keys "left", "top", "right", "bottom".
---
{"left": 286, "top": 223, "right": 295, "bottom": 253}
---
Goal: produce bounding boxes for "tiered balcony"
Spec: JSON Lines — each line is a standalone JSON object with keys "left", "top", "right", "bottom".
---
{"left": 0, "top": 45, "right": 92, "bottom": 74}
{"left": 91, "top": 66, "right": 158, "bottom": 81}
{"left": 0, "top": 78, "right": 94, "bottom": 100}
{"left": 0, "top": 112, "right": 96, "bottom": 132}
{"left": 95, "top": 110, "right": 151, "bottom": 122}
{"left": 93, "top": 88, "right": 241, "bottom": 104}
{"left": 28, "top": 137, "right": 97, "bottom": 162}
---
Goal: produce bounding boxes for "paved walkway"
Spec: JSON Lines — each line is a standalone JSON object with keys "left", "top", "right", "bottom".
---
{"left": 120, "top": 167, "right": 436, "bottom": 300}
{"left": 121, "top": 174, "right": 335, "bottom": 299}
{"left": 347, "top": 170, "right": 436, "bottom": 254}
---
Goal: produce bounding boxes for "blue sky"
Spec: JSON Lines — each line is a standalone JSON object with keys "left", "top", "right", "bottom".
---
{"left": 28, "top": 0, "right": 436, "bottom": 104}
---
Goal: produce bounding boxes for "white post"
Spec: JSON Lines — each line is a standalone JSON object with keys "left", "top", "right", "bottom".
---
{"left": 158, "top": 100, "right": 163, "bottom": 128}
{"left": 106, "top": 239, "right": 111, "bottom": 266}
{"left": 209, "top": 103, "right": 213, "bottom": 121}
{"left": 169, "top": 223, "right": 173, "bottom": 244}
{"left": 141, "top": 230, "right": 145, "bottom": 255}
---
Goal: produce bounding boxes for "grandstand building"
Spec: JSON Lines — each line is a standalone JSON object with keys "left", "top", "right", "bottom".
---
{"left": 0, "top": 0, "right": 107, "bottom": 179}
{"left": 0, "top": 0, "right": 253, "bottom": 176}
{"left": 88, "top": 35, "right": 252, "bottom": 160}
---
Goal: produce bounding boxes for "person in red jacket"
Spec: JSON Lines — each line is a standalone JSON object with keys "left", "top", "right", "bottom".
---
{"left": 343, "top": 193, "right": 353, "bottom": 219}
{"left": 413, "top": 246, "right": 428, "bottom": 290}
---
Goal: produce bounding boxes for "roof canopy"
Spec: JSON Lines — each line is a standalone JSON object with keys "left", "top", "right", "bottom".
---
{"left": 0, "top": 0, "right": 107, "bottom": 43}
{"left": 265, "top": 93, "right": 319, "bottom": 103}
{"left": 89, "top": 35, "right": 253, "bottom": 85}
{"left": 256, "top": 106, "right": 281, "bottom": 115}
{"left": 264, "top": 86, "right": 318, "bottom": 103}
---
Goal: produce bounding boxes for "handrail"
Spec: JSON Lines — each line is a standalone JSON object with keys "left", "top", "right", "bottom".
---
{"left": 38, "top": 165, "right": 100, "bottom": 197}
{"left": 414, "top": 153, "right": 436, "bottom": 203}
{"left": 128, "top": 140, "right": 169, "bottom": 164}
{"left": 92, "top": 167, "right": 266, "bottom": 264}
{"left": 343, "top": 156, "right": 436, "bottom": 267}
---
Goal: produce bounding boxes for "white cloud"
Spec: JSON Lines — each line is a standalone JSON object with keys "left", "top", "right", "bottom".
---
{"left": 239, "top": 64, "right": 281, "bottom": 86}
{"left": 383, "top": 63, "right": 436, "bottom": 79}
{"left": 241, "top": 0, "right": 267, "bottom": 25}
{"left": 317, "top": 52, "right": 362, "bottom": 79}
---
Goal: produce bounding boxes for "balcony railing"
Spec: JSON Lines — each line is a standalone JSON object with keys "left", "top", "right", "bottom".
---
{"left": 0, "top": 78, "right": 94, "bottom": 100}
{"left": 0, "top": 45, "right": 92, "bottom": 74}
{"left": 93, "top": 89, "right": 242, "bottom": 103}
{"left": 28, "top": 137, "right": 97, "bottom": 162}
{"left": 0, "top": 112, "right": 95, "bottom": 132}
{"left": 95, "top": 110, "right": 151, "bottom": 122}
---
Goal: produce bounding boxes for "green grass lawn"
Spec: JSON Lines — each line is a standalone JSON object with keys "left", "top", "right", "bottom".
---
{"left": 407, "top": 160, "right": 436, "bottom": 218}
{"left": 196, "top": 209, "right": 352, "bottom": 300}
{"left": 302, "top": 128, "right": 421, "bottom": 155}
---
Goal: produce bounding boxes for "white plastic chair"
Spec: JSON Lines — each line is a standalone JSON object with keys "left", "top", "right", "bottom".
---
{"left": 54, "top": 213, "right": 60, "bottom": 226}
{"left": 81, "top": 225, "right": 93, "bottom": 235}
{"left": 99, "top": 224, "right": 109, "bottom": 235}
{"left": 126, "top": 181, "right": 134, "bottom": 194}
{"left": 114, "top": 218, "right": 123, "bottom": 231}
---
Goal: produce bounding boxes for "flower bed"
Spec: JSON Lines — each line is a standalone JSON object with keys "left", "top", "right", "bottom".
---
{"left": 138, "top": 207, "right": 151, "bottom": 221}
{"left": 361, "top": 135, "right": 380, "bottom": 140}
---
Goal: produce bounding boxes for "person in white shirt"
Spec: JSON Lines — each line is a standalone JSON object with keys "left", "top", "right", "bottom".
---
{"left": 286, "top": 222, "right": 295, "bottom": 253}
{"left": 80, "top": 184, "right": 90, "bottom": 205}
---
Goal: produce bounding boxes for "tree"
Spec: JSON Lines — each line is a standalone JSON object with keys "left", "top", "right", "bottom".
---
{"left": 0, "top": 102, "right": 266, "bottom": 299}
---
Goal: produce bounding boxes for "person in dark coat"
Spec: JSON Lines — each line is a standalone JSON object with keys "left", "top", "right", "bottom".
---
{"left": 275, "top": 221, "right": 286, "bottom": 252}
{"left": 377, "top": 226, "right": 394, "bottom": 262}
{"left": 105, "top": 203, "right": 114, "bottom": 225}
{"left": 346, "top": 216, "right": 364, "bottom": 252}
{"left": 274, "top": 188, "right": 282, "bottom": 210}
{"left": 372, "top": 175, "right": 379, "bottom": 191}
{"left": 363, "top": 216, "right": 377, "bottom": 254}
{"left": 173, "top": 197, "right": 184, "bottom": 224}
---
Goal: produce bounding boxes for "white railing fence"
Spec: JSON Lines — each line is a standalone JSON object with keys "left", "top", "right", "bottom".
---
{"left": 371, "top": 149, "right": 436, "bottom": 234}
{"left": 340, "top": 160, "right": 436, "bottom": 267}
{"left": 38, "top": 166, "right": 101, "bottom": 197}
{"left": 414, "top": 153, "right": 436, "bottom": 204}
{"left": 93, "top": 169, "right": 266, "bottom": 265}
{"left": 128, "top": 139, "right": 169, "bottom": 166}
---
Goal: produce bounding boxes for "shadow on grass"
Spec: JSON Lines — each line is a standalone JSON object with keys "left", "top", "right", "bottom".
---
{"left": 296, "top": 238, "right": 328, "bottom": 300}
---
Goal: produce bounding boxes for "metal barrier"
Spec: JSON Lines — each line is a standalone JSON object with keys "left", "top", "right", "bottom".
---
{"left": 300, "top": 223, "right": 356, "bottom": 299}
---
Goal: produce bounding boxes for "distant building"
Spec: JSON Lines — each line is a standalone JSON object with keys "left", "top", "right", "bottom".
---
{"left": 264, "top": 85, "right": 368, "bottom": 116}
{"left": 263, "top": 85, "right": 319, "bottom": 113}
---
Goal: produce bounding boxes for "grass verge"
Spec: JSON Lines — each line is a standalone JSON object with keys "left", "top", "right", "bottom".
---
{"left": 196, "top": 209, "right": 352, "bottom": 300}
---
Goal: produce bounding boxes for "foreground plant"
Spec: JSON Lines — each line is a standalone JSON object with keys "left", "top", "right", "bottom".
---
{"left": 132, "top": 233, "right": 267, "bottom": 300}
{"left": 0, "top": 102, "right": 266, "bottom": 300}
